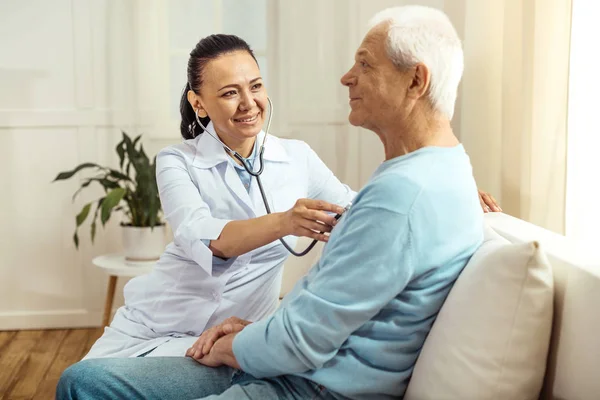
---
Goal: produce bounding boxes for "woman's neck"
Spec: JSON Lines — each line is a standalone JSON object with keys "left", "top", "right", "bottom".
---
{"left": 214, "top": 129, "right": 256, "bottom": 160}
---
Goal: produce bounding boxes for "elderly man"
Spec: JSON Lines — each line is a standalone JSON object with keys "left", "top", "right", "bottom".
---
{"left": 57, "top": 5, "right": 484, "bottom": 400}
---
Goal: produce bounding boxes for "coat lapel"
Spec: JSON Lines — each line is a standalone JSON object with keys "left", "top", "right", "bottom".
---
{"left": 191, "top": 124, "right": 293, "bottom": 219}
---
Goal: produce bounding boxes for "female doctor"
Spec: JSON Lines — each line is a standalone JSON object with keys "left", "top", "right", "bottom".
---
{"left": 84, "top": 34, "right": 500, "bottom": 359}
{"left": 83, "top": 34, "right": 355, "bottom": 359}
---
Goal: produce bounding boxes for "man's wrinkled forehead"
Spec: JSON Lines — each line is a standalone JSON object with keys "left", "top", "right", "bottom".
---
{"left": 356, "top": 23, "right": 389, "bottom": 60}
{"left": 364, "top": 22, "right": 389, "bottom": 44}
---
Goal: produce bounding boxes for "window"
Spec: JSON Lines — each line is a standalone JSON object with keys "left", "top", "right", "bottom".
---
{"left": 565, "top": 0, "right": 600, "bottom": 245}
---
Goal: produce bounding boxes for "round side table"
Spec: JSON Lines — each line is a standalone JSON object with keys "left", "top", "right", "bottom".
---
{"left": 92, "top": 254, "right": 156, "bottom": 326}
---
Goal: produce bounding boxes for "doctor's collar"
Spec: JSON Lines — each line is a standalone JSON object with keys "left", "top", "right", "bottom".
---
{"left": 192, "top": 121, "right": 290, "bottom": 169}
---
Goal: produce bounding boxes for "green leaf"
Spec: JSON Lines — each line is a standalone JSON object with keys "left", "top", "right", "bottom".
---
{"left": 76, "top": 203, "right": 92, "bottom": 227}
{"left": 53, "top": 163, "right": 103, "bottom": 181}
{"left": 108, "top": 169, "right": 132, "bottom": 182}
{"left": 90, "top": 198, "right": 104, "bottom": 243}
{"left": 73, "top": 231, "right": 79, "bottom": 249}
{"left": 148, "top": 202, "right": 157, "bottom": 227}
{"left": 133, "top": 135, "right": 142, "bottom": 148}
{"left": 97, "top": 178, "right": 120, "bottom": 192}
{"left": 139, "top": 144, "right": 148, "bottom": 161}
{"left": 123, "top": 132, "right": 136, "bottom": 160}
{"left": 101, "top": 188, "right": 126, "bottom": 225}
{"left": 123, "top": 133, "right": 150, "bottom": 175}
{"left": 116, "top": 140, "right": 126, "bottom": 170}
{"left": 122, "top": 131, "right": 133, "bottom": 145}
{"left": 90, "top": 220, "right": 96, "bottom": 243}
{"left": 72, "top": 177, "right": 119, "bottom": 201}
{"left": 121, "top": 132, "right": 141, "bottom": 174}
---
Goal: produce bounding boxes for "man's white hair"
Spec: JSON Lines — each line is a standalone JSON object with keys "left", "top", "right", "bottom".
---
{"left": 368, "top": 6, "right": 463, "bottom": 119}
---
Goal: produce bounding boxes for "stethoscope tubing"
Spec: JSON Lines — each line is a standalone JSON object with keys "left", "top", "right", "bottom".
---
{"left": 194, "top": 97, "right": 321, "bottom": 257}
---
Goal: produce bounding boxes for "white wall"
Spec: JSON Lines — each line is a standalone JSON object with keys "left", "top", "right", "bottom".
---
{"left": 0, "top": 0, "right": 568, "bottom": 329}
{"left": 0, "top": 0, "right": 140, "bottom": 329}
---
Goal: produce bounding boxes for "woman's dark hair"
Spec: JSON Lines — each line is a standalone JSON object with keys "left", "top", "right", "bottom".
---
{"left": 179, "top": 34, "right": 258, "bottom": 140}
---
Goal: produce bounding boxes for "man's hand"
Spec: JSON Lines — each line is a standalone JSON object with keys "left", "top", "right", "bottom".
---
{"left": 478, "top": 189, "right": 501, "bottom": 213}
{"left": 189, "top": 333, "right": 241, "bottom": 370}
{"left": 186, "top": 317, "right": 251, "bottom": 359}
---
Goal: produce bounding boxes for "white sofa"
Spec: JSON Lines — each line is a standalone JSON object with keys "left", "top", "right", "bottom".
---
{"left": 281, "top": 213, "right": 600, "bottom": 400}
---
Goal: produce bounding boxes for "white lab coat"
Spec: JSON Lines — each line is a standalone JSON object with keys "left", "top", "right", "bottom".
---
{"left": 84, "top": 124, "right": 355, "bottom": 359}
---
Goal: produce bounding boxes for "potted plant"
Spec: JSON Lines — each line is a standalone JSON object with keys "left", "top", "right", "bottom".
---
{"left": 54, "top": 132, "right": 165, "bottom": 262}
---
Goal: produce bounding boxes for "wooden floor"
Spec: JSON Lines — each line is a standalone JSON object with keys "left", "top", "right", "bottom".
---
{"left": 0, "top": 328, "right": 103, "bottom": 400}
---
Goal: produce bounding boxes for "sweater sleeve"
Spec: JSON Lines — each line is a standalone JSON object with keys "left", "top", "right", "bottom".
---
{"left": 233, "top": 181, "right": 414, "bottom": 377}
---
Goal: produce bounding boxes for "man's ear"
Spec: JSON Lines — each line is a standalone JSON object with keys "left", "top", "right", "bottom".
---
{"left": 407, "top": 63, "right": 431, "bottom": 100}
{"left": 187, "top": 90, "right": 208, "bottom": 118}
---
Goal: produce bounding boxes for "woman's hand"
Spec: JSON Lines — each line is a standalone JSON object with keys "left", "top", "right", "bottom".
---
{"left": 186, "top": 317, "right": 251, "bottom": 359}
{"left": 478, "top": 189, "right": 502, "bottom": 213}
{"left": 279, "top": 199, "right": 345, "bottom": 242}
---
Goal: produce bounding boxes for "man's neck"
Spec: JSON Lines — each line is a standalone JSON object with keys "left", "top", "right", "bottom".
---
{"left": 377, "top": 111, "right": 459, "bottom": 161}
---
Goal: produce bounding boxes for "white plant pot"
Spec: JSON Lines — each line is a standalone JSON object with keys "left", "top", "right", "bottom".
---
{"left": 121, "top": 225, "right": 166, "bottom": 263}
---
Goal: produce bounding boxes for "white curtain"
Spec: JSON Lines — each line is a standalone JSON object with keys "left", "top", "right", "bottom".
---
{"left": 458, "top": 0, "right": 572, "bottom": 234}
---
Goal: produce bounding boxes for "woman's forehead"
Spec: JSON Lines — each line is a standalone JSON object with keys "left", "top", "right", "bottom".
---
{"left": 203, "top": 51, "right": 261, "bottom": 87}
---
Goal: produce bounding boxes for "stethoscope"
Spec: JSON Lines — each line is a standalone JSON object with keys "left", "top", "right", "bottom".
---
{"left": 194, "top": 97, "right": 330, "bottom": 257}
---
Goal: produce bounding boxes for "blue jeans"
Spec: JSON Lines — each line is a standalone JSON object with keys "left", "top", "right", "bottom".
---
{"left": 56, "top": 357, "right": 337, "bottom": 400}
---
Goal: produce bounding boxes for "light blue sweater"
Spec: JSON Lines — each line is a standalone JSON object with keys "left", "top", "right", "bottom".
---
{"left": 233, "top": 144, "right": 484, "bottom": 399}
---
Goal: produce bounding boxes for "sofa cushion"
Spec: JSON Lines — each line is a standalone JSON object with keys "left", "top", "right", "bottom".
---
{"left": 405, "top": 224, "right": 554, "bottom": 400}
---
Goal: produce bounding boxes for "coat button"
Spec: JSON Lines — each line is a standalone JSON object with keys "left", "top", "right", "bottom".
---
{"left": 212, "top": 291, "right": 221, "bottom": 301}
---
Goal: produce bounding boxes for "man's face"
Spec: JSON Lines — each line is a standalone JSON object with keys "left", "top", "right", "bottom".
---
{"left": 341, "top": 23, "right": 411, "bottom": 132}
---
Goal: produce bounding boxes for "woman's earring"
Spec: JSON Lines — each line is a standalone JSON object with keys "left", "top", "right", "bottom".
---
{"left": 195, "top": 109, "right": 207, "bottom": 119}
{"left": 195, "top": 109, "right": 209, "bottom": 127}
{"left": 195, "top": 109, "right": 209, "bottom": 132}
